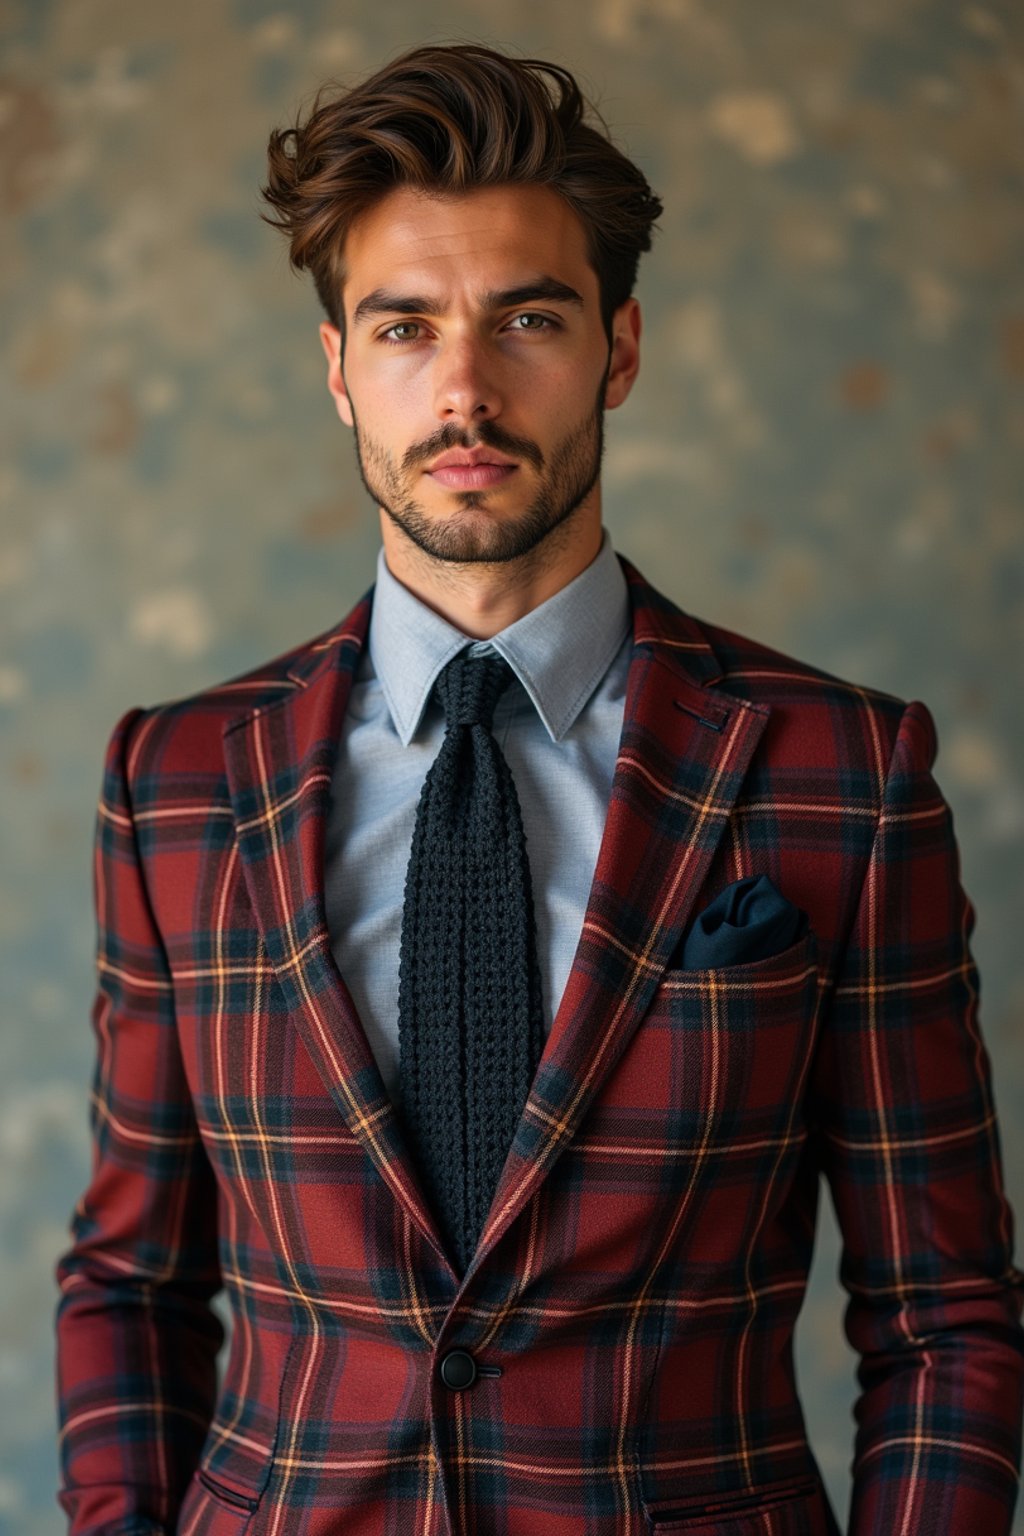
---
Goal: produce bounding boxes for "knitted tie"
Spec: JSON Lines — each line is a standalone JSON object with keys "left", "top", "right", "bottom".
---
{"left": 397, "top": 648, "right": 545, "bottom": 1275}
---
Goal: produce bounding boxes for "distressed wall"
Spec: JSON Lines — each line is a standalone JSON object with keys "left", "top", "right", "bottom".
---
{"left": 1, "top": 0, "right": 1022, "bottom": 1529}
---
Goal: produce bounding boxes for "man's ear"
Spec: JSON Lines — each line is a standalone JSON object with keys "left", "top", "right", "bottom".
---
{"left": 603, "top": 298, "right": 642, "bottom": 411}
{"left": 319, "top": 321, "right": 354, "bottom": 428}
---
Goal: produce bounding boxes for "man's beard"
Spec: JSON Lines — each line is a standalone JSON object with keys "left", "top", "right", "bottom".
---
{"left": 348, "top": 372, "right": 608, "bottom": 564}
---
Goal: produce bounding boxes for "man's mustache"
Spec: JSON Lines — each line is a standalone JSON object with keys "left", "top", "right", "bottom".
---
{"left": 402, "top": 423, "right": 544, "bottom": 474}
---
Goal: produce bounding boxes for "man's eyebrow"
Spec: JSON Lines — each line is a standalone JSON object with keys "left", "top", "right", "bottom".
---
{"left": 350, "top": 277, "right": 585, "bottom": 327}
{"left": 482, "top": 279, "right": 585, "bottom": 312}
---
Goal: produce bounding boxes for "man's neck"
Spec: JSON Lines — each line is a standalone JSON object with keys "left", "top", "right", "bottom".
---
{"left": 378, "top": 508, "right": 604, "bottom": 640}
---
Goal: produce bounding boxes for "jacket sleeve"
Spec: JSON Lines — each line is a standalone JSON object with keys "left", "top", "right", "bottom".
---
{"left": 54, "top": 707, "right": 224, "bottom": 1535}
{"left": 811, "top": 698, "right": 1024, "bottom": 1535}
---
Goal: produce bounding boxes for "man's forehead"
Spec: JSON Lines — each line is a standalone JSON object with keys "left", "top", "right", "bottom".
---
{"left": 341, "top": 184, "right": 595, "bottom": 289}
{"left": 352, "top": 181, "right": 581, "bottom": 230}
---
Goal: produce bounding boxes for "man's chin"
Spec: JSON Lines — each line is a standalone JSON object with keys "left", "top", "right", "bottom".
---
{"left": 384, "top": 503, "right": 562, "bottom": 565}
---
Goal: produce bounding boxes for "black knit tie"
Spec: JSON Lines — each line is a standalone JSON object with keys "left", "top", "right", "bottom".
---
{"left": 397, "top": 648, "right": 545, "bottom": 1275}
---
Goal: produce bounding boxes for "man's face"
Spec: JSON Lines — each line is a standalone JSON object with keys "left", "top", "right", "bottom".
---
{"left": 319, "top": 183, "right": 640, "bottom": 565}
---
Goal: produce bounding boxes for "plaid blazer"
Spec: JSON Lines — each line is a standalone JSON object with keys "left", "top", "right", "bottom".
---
{"left": 55, "top": 555, "right": 1024, "bottom": 1536}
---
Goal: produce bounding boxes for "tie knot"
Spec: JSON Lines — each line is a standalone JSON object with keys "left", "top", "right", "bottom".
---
{"left": 435, "top": 649, "right": 513, "bottom": 731}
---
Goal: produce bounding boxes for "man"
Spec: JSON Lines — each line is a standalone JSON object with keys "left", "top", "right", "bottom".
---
{"left": 54, "top": 42, "right": 1023, "bottom": 1536}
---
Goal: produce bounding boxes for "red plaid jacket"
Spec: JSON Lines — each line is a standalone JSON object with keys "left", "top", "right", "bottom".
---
{"left": 55, "top": 555, "right": 1024, "bottom": 1535}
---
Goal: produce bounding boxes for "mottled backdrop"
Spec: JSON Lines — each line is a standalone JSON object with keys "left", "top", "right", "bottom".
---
{"left": 2, "top": 0, "right": 1022, "bottom": 1530}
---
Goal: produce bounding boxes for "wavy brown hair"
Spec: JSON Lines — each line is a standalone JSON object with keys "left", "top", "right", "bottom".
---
{"left": 259, "top": 42, "right": 662, "bottom": 348}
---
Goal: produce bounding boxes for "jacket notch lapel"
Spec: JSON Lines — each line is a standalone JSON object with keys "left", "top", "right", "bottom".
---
{"left": 472, "top": 570, "right": 771, "bottom": 1274}
{"left": 222, "top": 597, "right": 455, "bottom": 1275}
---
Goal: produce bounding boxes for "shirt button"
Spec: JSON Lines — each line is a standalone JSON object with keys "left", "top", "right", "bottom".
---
{"left": 439, "top": 1349, "right": 477, "bottom": 1391}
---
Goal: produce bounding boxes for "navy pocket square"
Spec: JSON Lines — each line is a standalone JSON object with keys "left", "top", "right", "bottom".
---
{"left": 680, "top": 873, "right": 809, "bottom": 970}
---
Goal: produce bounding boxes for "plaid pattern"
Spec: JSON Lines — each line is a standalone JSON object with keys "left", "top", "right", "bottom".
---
{"left": 54, "top": 555, "right": 1024, "bottom": 1535}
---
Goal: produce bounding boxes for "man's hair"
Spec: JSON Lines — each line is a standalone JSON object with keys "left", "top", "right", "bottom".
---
{"left": 259, "top": 42, "right": 662, "bottom": 346}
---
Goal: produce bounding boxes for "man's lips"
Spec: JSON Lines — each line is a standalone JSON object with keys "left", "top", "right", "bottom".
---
{"left": 427, "top": 462, "right": 518, "bottom": 490}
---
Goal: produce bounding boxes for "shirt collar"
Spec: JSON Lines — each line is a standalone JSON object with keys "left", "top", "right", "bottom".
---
{"left": 367, "top": 527, "right": 631, "bottom": 746}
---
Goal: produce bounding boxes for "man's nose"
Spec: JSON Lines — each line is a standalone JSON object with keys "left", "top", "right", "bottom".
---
{"left": 432, "top": 336, "right": 503, "bottom": 424}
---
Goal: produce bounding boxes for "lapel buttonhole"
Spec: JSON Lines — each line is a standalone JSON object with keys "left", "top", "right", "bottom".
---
{"left": 672, "top": 697, "right": 730, "bottom": 732}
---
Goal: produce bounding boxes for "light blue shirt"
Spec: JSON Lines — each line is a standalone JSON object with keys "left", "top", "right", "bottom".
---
{"left": 323, "top": 528, "right": 632, "bottom": 1102}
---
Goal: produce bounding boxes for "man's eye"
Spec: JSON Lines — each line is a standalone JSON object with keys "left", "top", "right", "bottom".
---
{"left": 507, "top": 313, "right": 553, "bottom": 332}
{"left": 380, "top": 322, "right": 421, "bottom": 344}
{"left": 378, "top": 314, "right": 554, "bottom": 344}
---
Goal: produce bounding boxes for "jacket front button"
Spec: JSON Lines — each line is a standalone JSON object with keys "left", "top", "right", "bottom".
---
{"left": 439, "top": 1349, "right": 477, "bottom": 1391}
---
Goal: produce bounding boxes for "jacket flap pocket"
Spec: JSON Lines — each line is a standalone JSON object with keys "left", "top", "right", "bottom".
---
{"left": 644, "top": 1473, "right": 823, "bottom": 1532}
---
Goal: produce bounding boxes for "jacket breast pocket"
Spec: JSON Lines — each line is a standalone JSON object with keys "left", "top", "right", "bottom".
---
{"left": 614, "top": 928, "right": 822, "bottom": 1151}
{"left": 549, "top": 929, "right": 823, "bottom": 1283}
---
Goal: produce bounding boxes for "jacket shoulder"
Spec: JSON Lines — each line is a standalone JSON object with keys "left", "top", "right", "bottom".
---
{"left": 622, "top": 551, "right": 912, "bottom": 732}
{"left": 694, "top": 612, "right": 937, "bottom": 775}
{"left": 108, "top": 590, "right": 373, "bottom": 782}
{"left": 702, "top": 614, "right": 906, "bottom": 709}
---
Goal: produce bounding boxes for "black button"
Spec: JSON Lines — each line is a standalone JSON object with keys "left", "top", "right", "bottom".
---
{"left": 439, "top": 1349, "right": 477, "bottom": 1391}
